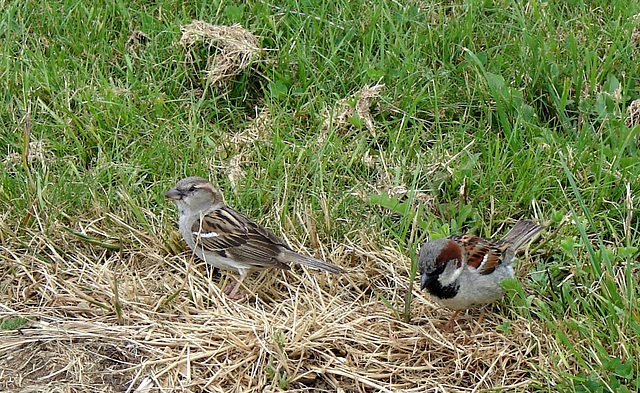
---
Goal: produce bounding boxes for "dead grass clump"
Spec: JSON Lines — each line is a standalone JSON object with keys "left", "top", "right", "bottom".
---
{"left": 625, "top": 98, "right": 640, "bottom": 128}
{"left": 321, "top": 83, "right": 385, "bottom": 136}
{"left": 3, "top": 140, "right": 50, "bottom": 168}
{"left": 126, "top": 30, "right": 149, "bottom": 53}
{"left": 384, "top": 185, "right": 435, "bottom": 212}
{"left": 179, "top": 21, "right": 261, "bottom": 86}
{"left": 631, "top": 14, "right": 640, "bottom": 50}
{"left": 207, "top": 107, "right": 273, "bottom": 192}
{"left": 230, "top": 106, "right": 272, "bottom": 146}
{"left": 633, "top": 26, "right": 640, "bottom": 49}
{"left": 225, "top": 153, "right": 248, "bottom": 190}
{"left": 625, "top": 98, "right": 640, "bottom": 146}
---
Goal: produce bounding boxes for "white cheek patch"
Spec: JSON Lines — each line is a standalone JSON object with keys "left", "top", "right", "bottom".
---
{"left": 438, "top": 262, "right": 464, "bottom": 287}
{"left": 194, "top": 231, "right": 220, "bottom": 238}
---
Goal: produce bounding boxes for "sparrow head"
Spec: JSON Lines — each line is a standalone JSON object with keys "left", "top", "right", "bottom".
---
{"left": 418, "top": 237, "right": 463, "bottom": 290}
{"left": 165, "top": 176, "right": 224, "bottom": 214}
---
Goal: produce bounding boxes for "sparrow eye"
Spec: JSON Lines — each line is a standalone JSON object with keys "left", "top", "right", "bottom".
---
{"left": 188, "top": 185, "right": 197, "bottom": 192}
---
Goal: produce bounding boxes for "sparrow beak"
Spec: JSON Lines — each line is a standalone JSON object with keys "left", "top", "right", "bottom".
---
{"left": 420, "top": 273, "right": 434, "bottom": 290}
{"left": 164, "top": 188, "right": 183, "bottom": 200}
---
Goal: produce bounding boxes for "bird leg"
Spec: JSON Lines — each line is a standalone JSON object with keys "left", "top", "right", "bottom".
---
{"left": 471, "top": 307, "right": 486, "bottom": 335}
{"left": 476, "top": 308, "right": 486, "bottom": 325}
{"left": 225, "top": 274, "right": 247, "bottom": 300}
{"left": 444, "top": 310, "right": 461, "bottom": 331}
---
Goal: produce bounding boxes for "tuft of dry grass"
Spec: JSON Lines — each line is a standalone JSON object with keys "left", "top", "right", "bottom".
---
{"left": 321, "top": 83, "right": 385, "bottom": 137}
{"left": 626, "top": 98, "right": 640, "bottom": 128}
{"left": 625, "top": 99, "right": 640, "bottom": 146}
{"left": 1, "top": 212, "right": 546, "bottom": 392}
{"left": 179, "top": 21, "right": 261, "bottom": 86}
{"left": 230, "top": 107, "right": 273, "bottom": 147}
{"left": 631, "top": 14, "right": 640, "bottom": 49}
{"left": 207, "top": 106, "right": 274, "bottom": 192}
{"left": 126, "top": 30, "right": 149, "bottom": 54}
{"left": 3, "top": 140, "right": 50, "bottom": 168}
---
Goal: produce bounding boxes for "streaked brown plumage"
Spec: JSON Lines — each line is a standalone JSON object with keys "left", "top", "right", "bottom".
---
{"left": 166, "top": 176, "right": 345, "bottom": 298}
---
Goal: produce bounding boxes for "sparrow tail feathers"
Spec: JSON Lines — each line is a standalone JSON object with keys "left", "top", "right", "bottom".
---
{"left": 502, "top": 220, "right": 545, "bottom": 250}
{"left": 284, "top": 252, "right": 346, "bottom": 274}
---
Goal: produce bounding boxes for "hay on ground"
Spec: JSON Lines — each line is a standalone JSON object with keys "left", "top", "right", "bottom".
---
{"left": 179, "top": 21, "right": 261, "bottom": 86}
{"left": 1, "top": 208, "right": 546, "bottom": 392}
{"left": 126, "top": 30, "right": 149, "bottom": 53}
{"left": 321, "top": 83, "right": 385, "bottom": 136}
{"left": 207, "top": 106, "right": 273, "bottom": 192}
{"left": 625, "top": 98, "right": 640, "bottom": 128}
{"left": 3, "top": 141, "right": 49, "bottom": 168}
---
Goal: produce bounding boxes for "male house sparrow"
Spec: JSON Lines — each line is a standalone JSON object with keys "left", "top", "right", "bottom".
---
{"left": 165, "top": 176, "right": 345, "bottom": 299}
{"left": 418, "top": 220, "right": 545, "bottom": 330}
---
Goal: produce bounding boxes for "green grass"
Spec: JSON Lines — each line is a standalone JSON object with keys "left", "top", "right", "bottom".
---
{"left": 2, "top": 0, "right": 640, "bottom": 391}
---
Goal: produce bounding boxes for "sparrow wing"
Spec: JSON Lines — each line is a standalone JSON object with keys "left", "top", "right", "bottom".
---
{"left": 191, "top": 206, "right": 290, "bottom": 270}
{"left": 447, "top": 234, "right": 511, "bottom": 276}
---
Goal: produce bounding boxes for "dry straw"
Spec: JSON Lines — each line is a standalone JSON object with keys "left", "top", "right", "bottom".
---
{"left": 179, "top": 21, "right": 261, "bottom": 86}
{"left": 0, "top": 202, "right": 547, "bottom": 392}
{"left": 221, "top": 106, "right": 273, "bottom": 191}
{"left": 321, "top": 83, "right": 385, "bottom": 136}
{"left": 626, "top": 98, "right": 640, "bottom": 128}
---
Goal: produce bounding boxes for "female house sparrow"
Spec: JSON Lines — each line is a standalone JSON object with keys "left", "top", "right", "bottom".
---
{"left": 165, "top": 176, "right": 345, "bottom": 299}
{"left": 418, "top": 220, "right": 545, "bottom": 330}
